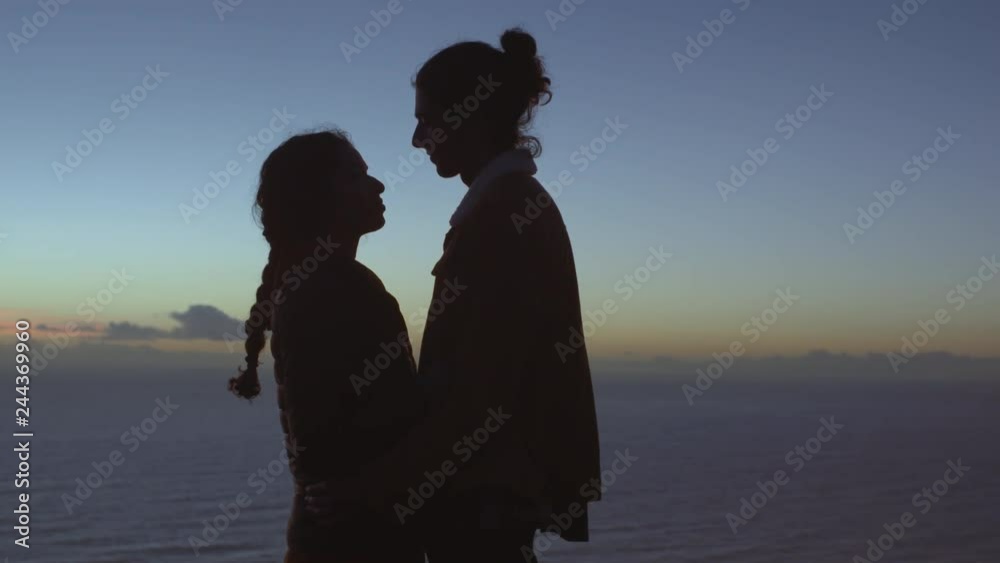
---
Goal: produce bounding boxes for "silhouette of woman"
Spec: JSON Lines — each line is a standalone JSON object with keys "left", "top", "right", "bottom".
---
{"left": 228, "top": 129, "right": 425, "bottom": 563}
{"left": 306, "top": 28, "right": 602, "bottom": 563}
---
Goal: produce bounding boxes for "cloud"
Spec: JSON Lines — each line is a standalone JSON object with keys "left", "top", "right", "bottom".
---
{"left": 38, "top": 323, "right": 99, "bottom": 332}
{"left": 105, "top": 321, "right": 169, "bottom": 340}
{"left": 104, "top": 305, "right": 242, "bottom": 341}
{"left": 168, "top": 304, "right": 243, "bottom": 340}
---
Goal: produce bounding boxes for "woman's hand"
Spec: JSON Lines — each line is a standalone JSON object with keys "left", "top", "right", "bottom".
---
{"left": 304, "top": 479, "right": 391, "bottom": 524}
{"left": 304, "top": 480, "right": 356, "bottom": 517}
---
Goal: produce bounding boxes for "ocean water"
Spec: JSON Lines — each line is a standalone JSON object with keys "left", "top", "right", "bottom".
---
{"left": 5, "top": 372, "right": 999, "bottom": 562}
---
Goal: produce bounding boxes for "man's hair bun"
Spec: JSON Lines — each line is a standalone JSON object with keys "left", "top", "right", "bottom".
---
{"left": 500, "top": 27, "right": 538, "bottom": 60}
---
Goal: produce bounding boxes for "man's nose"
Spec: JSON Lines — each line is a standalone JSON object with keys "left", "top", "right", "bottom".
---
{"left": 411, "top": 124, "right": 423, "bottom": 149}
{"left": 371, "top": 177, "right": 385, "bottom": 194}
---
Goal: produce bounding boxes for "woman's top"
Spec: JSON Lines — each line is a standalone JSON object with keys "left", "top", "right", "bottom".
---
{"left": 269, "top": 254, "right": 425, "bottom": 553}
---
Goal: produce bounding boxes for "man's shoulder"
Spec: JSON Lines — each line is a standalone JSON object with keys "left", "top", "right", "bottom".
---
{"left": 478, "top": 171, "right": 567, "bottom": 238}
{"left": 489, "top": 170, "right": 547, "bottom": 205}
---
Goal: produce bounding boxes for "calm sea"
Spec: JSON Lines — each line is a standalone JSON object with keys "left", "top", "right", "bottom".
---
{"left": 4, "top": 372, "right": 999, "bottom": 562}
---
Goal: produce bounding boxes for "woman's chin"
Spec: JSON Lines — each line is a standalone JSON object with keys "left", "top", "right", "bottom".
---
{"left": 370, "top": 215, "right": 387, "bottom": 231}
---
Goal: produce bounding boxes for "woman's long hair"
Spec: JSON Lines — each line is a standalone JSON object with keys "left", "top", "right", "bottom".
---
{"left": 228, "top": 129, "right": 355, "bottom": 400}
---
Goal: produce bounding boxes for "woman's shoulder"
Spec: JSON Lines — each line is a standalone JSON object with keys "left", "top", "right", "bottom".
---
{"left": 275, "top": 259, "right": 383, "bottom": 331}
{"left": 347, "top": 259, "right": 388, "bottom": 293}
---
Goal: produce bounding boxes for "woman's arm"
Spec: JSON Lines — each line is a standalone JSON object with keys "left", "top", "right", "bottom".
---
{"left": 277, "top": 290, "right": 364, "bottom": 479}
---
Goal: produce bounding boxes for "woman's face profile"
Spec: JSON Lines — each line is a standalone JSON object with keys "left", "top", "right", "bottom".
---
{"left": 328, "top": 146, "right": 386, "bottom": 237}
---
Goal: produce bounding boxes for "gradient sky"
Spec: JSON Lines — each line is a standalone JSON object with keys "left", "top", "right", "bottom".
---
{"left": 2, "top": 0, "right": 998, "bottom": 364}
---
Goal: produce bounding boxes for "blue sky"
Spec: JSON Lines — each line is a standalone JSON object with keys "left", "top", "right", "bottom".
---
{"left": 1, "top": 0, "right": 998, "bottom": 364}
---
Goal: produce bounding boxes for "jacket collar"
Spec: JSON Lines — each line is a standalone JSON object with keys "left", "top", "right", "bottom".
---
{"left": 449, "top": 148, "right": 537, "bottom": 228}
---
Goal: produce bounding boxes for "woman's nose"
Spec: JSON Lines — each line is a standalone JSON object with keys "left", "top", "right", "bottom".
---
{"left": 371, "top": 177, "right": 385, "bottom": 194}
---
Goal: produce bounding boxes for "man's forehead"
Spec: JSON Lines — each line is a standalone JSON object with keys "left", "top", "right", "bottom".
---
{"left": 414, "top": 88, "right": 436, "bottom": 113}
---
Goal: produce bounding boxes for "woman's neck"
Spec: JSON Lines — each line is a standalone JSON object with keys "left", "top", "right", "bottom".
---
{"left": 277, "top": 236, "right": 359, "bottom": 273}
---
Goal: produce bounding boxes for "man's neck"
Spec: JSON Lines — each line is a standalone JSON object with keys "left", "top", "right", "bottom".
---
{"left": 460, "top": 148, "right": 506, "bottom": 188}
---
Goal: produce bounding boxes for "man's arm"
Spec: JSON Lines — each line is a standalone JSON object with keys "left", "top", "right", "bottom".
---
{"left": 341, "top": 216, "right": 546, "bottom": 509}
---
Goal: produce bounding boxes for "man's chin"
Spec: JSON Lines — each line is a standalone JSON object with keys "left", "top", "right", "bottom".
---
{"left": 434, "top": 161, "right": 461, "bottom": 178}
